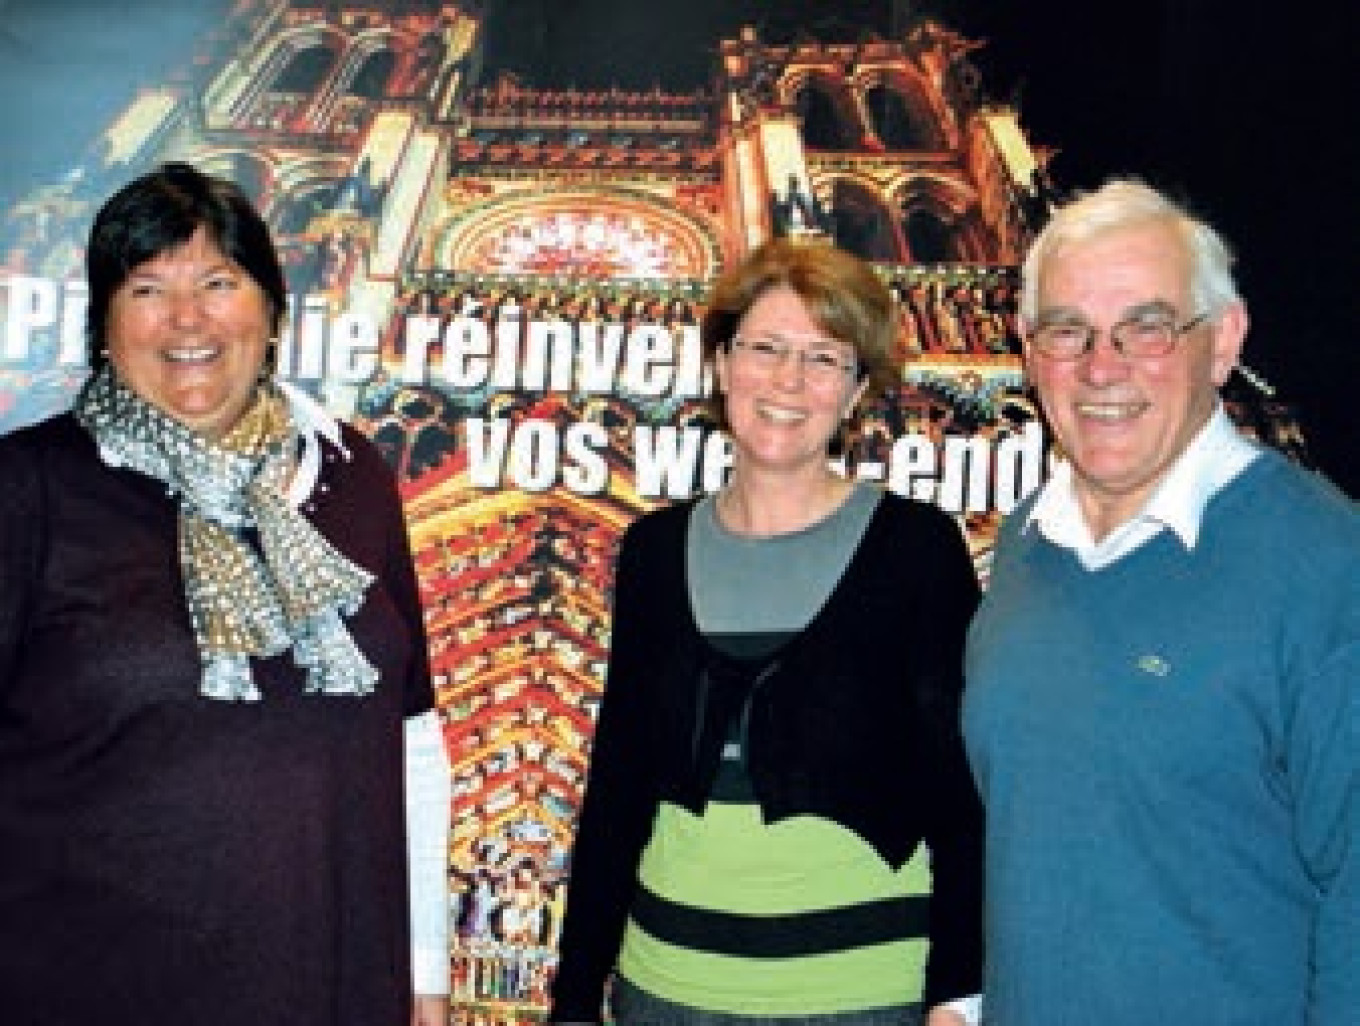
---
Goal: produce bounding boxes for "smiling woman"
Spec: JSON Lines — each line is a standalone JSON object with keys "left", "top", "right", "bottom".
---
{"left": 700, "top": 240, "right": 898, "bottom": 522}
{"left": 103, "top": 231, "right": 270, "bottom": 440}
{"left": 549, "top": 241, "right": 985, "bottom": 1026}
{"left": 87, "top": 164, "right": 285, "bottom": 439}
{"left": 0, "top": 162, "right": 451, "bottom": 1026}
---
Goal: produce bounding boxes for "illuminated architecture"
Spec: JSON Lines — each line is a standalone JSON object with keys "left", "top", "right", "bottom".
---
{"left": 0, "top": 2, "right": 1054, "bottom": 1017}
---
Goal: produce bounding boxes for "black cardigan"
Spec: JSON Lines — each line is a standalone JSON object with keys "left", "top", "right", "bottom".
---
{"left": 550, "top": 492, "right": 984, "bottom": 1020}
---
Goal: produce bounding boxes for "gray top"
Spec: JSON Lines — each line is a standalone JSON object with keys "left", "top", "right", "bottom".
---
{"left": 687, "top": 481, "right": 882, "bottom": 641}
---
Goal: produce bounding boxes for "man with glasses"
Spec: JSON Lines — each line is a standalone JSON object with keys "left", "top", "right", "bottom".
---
{"left": 962, "top": 179, "right": 1357, "bottom": 1023}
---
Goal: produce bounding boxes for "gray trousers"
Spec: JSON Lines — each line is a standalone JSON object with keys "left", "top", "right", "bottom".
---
{"left": 611, "top": 976, "right": 924, "bottom": 1026}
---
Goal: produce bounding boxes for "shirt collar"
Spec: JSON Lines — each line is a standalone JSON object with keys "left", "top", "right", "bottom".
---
{"left": 1025, "top": 403, "right": 1261, "bottom": 555}
{"left": 277, "top": 378, "right": 348, "bottom": 509}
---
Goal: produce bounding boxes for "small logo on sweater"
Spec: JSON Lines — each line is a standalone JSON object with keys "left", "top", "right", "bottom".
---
{"left": 1137, "top": 654, "right": 1171, "bottom": 677}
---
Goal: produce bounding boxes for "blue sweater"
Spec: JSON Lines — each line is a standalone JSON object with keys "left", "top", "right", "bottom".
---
{"left": 964, "top": 450, "right": 1358, "bottom": 1025}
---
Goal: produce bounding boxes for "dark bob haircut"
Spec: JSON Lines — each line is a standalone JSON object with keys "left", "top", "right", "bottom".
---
{"left": 85, "top": 162, "right": 287, "bottom": 372}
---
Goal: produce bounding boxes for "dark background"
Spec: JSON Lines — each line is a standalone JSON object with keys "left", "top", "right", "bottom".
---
{"left": 2, "top": 0, "right": 1353, "bottom": 495}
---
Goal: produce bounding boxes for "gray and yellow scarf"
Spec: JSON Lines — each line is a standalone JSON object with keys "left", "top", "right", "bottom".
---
{"left": 74, "top": 365, "right": 378, "bottom": 701}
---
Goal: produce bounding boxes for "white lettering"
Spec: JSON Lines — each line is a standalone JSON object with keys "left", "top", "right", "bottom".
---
{"left": 441, "top": 317, "right": 491, "bottom": 389}
{"left": 669, "top": 324, "right": 709, "bottom": 400}
{"left": 328, "top": 311, "right": 378, "bottom": 384}
{"left": 993, "top": 421, "right": 1045, "bottom": 513}
{"left": 465, "top": 417, "right": 511, "bottom": 487}
{"left": 562, "top": 422, "right": 610, "bottom": 494}
{"left": 887, "top": 433, "right": 939, "bottom": 503}
{"left": 58, "top": 281, "right": 88, "bottom": 366}
{"left": 397, "top": 314, "right": 440, "bottom": 385}
{"left": 521, "top": 318, "right": 576, "bottom": 392}
{"left": 938, "top": 435, "right": 994, "bottom": 513}
{"left": 508, "top": 420, "right": 562, "bottom": 492}
{"left": 3, "top": 275, "right": 57, "bottom": 362}
{"left": 619, "top": 325, "right": 674, "bottom": 397}
{"left": 575, "top": 321, "right": 626, "bottom": 395}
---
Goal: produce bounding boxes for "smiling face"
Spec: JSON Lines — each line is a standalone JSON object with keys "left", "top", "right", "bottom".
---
{"left": 105, "top": 225, "right": 274, "bottom": 441}
{"left": 714, "top": 284, "right": 867, "bottom": 480}
{"left": 1023, "top": 220, "right": 1245, "bottom": 535}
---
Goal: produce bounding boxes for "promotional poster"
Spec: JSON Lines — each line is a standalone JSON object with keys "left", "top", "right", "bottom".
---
{"left": 0, "top": 1, "right": 1349, "bottom": 1020}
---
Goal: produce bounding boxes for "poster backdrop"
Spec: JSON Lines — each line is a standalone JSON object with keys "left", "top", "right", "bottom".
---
{"left": 0, "top": 1, "right": 1335, "bottom": 1021}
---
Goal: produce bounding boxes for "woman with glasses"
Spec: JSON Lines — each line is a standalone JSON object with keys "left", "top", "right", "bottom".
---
{"left": 550, "top": 240, "right": 984, "bottom": 1025}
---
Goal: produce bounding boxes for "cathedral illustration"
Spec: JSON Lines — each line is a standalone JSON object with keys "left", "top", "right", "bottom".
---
{"left": 0, "top": 2, "right": 1136, "bottom": 1019}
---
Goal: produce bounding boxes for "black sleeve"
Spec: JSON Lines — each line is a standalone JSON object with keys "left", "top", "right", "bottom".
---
{"left": 549, "top": 519, "right": 664, "bottom": 1022}
{"left": 914, "top": 507, "right": 985, "bottom": 1007}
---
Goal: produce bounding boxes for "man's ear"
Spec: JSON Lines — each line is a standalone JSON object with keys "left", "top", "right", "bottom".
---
{"left": 1210, "top": 301, "right": 1248, "bottom": 386}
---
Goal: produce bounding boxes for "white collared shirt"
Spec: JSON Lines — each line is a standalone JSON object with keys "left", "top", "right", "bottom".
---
{"left": 1025, "top": 404, "right": 1261, "bottom": 570}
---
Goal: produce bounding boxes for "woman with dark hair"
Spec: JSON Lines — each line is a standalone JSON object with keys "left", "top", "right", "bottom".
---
{"left": 0, "top": 163, "right": 449, "bottom": 1025}
{"left": 550, "top": 239, "right": 983, "bottom": 1025}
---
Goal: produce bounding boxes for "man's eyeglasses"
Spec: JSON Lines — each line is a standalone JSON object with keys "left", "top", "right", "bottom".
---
{"left": 1029, "top": 312, "right": 1207, "bottom": 360}
{"left": 728, "top": 333, "right": 858, "bottom": 387}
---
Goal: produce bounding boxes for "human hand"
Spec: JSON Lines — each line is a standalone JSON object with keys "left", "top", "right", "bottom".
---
{"left": 925, "top": 1005, "right": 969, "bottom": 1026}
{"left": 411, "top": 992, "right": 448, "bottom": 1026}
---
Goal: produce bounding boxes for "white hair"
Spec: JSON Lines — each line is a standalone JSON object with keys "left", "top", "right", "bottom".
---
{"left": 1019, "top": 178, "right": 1241, "bottom": 324}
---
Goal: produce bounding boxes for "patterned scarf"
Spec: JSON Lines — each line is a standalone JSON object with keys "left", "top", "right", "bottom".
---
{"left": 73, "top": 365, "right": 378, "bottom": 701}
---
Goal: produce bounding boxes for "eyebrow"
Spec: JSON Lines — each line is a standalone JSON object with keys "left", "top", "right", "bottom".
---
{"left": 1034, "top": 298, "right": 1181, "bottom": 326}
{"left": 1119, "top": 299, "right": 1180, "bottom": 321}
{"left": 124, "top": 260, "right": 239, "bottom": 281}
{"left": 743, "top": 330, "right": 847, "bottom": 349}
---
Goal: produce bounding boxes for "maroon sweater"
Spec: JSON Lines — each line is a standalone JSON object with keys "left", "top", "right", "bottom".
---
{"left": 0, "top": 413, "right": 433, "bottom": 1026}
